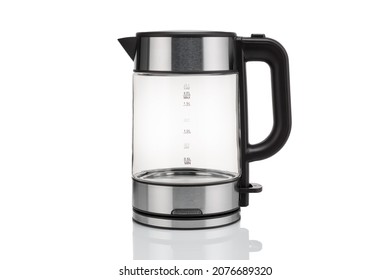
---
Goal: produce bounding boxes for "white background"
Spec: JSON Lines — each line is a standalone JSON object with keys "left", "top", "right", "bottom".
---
{"left": 1, "top": 0, "right": 389, "bottom": 279}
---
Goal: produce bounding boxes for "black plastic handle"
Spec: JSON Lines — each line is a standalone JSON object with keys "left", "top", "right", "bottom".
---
{"left": 236, "top": 35, "right": 291, "bottom": 206}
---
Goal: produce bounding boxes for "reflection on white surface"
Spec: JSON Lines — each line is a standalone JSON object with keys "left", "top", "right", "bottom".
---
{"left": 133, "top": 221, "right": 262, "bottom": 260}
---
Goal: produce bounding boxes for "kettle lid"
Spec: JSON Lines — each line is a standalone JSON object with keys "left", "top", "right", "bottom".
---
{"left": 136, "top": 31, "right": 236, "bottom": 37}
{"left": 119, "top": 31, "right": 237, "bottom": 73}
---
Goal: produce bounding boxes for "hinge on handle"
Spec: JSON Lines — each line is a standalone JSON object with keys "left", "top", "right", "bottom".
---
{"left": 238, "top": 183, "right": 263, "bottom": 193}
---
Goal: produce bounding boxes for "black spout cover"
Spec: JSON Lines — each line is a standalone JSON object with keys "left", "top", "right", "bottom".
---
{"left": 118, "top": 37, "right": 137, "bottom": 61}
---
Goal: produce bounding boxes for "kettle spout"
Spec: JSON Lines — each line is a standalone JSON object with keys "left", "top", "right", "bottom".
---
{"left": 118, "top": 37, "right": 137, "bottom": 61}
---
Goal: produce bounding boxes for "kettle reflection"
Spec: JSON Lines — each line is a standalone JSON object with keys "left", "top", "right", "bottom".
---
{"left": 133, "top": 221, "right": 262, "bottom": 260}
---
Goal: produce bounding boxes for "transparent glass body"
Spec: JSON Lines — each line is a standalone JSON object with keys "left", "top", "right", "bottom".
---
{"left": 132, "top": 73, "right": 240, "bottom": 185}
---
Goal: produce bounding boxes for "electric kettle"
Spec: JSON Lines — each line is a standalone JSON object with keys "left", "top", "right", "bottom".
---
{"left": 118, "top": 31, "right": 291, "bottom": 229}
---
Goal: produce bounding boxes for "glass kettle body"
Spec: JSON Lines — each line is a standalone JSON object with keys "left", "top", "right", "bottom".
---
{"left": 119, "top": 31, "right": 291, "bottom": 229}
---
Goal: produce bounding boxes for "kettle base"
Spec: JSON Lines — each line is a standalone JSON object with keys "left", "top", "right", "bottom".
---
{"left": 132, "top": 177, "right": 241, "bottom": 229}
{"left": 133, "top": 209, "right": 240, "bottom": 229}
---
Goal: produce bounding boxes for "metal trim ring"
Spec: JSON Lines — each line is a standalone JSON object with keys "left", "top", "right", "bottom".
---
{"left": 134, "top": 36, "right": 236, "bottom": 72}
{"left": 133, "top": 179, "right": 240, "bottom": 215}
{"left": 133, "top": 210, "right": 240, "bottom": 229}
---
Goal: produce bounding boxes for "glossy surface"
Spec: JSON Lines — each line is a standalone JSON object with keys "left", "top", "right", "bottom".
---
{"left": 134, "top": 168, "right": 238, "bottom": 185}
{"left": 133, "top": 210, "right": 240, "bottom": 229}
{"left": 133, "top": 221, "right": 262, "bottom": 260}
{"left": 132, "top": 178, "right": 239, "bottom": 216}
{"left": 132, "top": 73, "right": 240, "bottom": 181}
{"left": 134, "top": 36, "right": 235, "bottom": 72}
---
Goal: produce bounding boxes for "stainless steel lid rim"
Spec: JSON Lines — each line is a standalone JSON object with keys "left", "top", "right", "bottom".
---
{"left": 136, "top": 31, "right": 237, "bottom": 37}
{"left": 134, "top": 36, "right": 236, "bottom": 72}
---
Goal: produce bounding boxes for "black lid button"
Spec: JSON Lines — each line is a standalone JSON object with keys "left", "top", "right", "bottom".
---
{"left": 251, "top": 34, "right": 266, "bottom": 38}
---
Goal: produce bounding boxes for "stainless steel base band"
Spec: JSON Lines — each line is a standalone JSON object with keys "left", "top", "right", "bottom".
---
{"left": 133, "top": 210, "right": 240, "bottom": 229}
{"left": 132, "top": 179, "right": 240, "bottom": 229}
{"left": 133, "top": 179, "right": 239, "bottom": 215}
